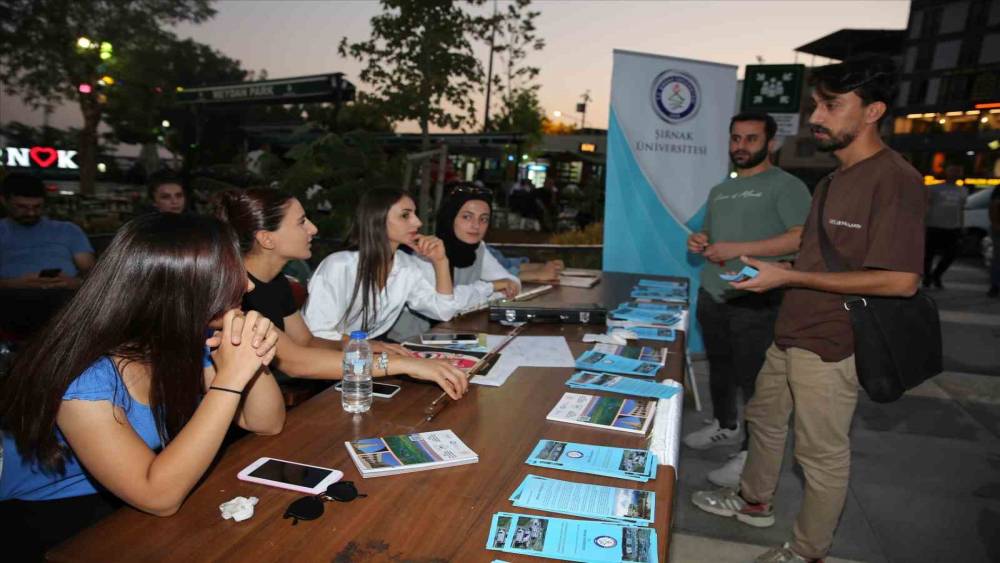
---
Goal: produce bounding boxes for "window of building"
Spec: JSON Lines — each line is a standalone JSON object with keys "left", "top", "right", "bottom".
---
{"left": 941, "top": 74, "right": 970, "bottom": 102}
{"left": 925, "top": 77, "right": 941, "bottom": 105}
{"left": 915, "top": 41, "right": 935, "bottom": 70}
{"left": 897, "top": 81, "right": 911, "bottom": 106}
{"left": 909, "top": 9, "right": 924, "bottom": 39}
{"left": 958, "top": 36, "right": 983, "bottom": 66}
{"left": 921, "top": 6, "right": 942, "bottom": 36}
{"left": 939, "top": 1, "right": 969, "bottom": 34}
{"left": 981, "top": 33, "right": 1000, "bottom": 63}
{"left": 931, "top": 39, "right": 961, "bottom": 70}
{"left": 909, "top": 79, "right": 929, "bottom": 104}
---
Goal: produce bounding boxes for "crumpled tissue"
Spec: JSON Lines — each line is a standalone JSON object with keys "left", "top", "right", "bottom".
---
{"left": 220, "top": 496, "right": 259, "bottom": 522}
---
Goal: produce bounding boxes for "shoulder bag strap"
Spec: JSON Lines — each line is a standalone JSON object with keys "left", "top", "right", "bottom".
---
{"left": 814, "top": 175, "right": 866, "bottom": 308}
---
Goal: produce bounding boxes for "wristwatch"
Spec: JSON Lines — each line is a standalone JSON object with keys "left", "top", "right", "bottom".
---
{"left": 377, "top": 351, "right": 389, "bottom": 375}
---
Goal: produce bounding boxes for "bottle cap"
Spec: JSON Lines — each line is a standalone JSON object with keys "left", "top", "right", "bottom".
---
{"left": 349, "top": 331, "right": 368, "bottom": 340}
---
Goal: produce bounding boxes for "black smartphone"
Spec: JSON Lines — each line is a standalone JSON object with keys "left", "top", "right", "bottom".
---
{"left": 333, "top": 381, "right": 401, "bottom": 398}
{"left": 39, "top": 268, "right": 62, "bottom": 278}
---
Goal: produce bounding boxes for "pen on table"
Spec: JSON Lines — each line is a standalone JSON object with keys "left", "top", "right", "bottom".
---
{"left": 423, "top": 323, "right": 527, "bottom": 422}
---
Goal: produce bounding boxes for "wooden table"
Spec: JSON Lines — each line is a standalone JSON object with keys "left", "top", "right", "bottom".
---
{"left": 49, "top": 272, "right": 687, "bottom": 563}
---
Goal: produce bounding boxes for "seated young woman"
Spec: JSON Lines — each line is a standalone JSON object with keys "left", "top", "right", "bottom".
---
{"left": 389, "top": 184, "right": 522, "bottom": 340}
{"left": 303, "top": 188, "right": 503, "bottom": 346}
{"left": 214, "top": 188, "right": 467, "bottom": 399}
{"left": 0, "top": 214, "right": 284, "bottom": 559}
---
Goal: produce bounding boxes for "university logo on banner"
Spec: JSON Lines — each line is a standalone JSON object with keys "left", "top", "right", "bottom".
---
{"left": 650, "top": 70, "right": 700, "bottom": 124}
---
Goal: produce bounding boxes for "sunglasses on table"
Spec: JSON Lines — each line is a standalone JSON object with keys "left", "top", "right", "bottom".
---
{"left": 283, "top": 480, "right": 367, "bottom": 525}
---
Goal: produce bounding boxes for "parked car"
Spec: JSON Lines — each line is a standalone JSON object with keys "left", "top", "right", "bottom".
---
{"left": 962, "top": 186, "right": 995, "bottom": 257}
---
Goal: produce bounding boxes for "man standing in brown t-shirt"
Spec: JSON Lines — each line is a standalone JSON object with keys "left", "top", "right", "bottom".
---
{"left": 693, "top": 57, "right": 926, "bottom": 563}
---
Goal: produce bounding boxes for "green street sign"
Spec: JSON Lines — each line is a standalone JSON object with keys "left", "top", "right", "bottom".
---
{"left": 177, "top": 74, "right": 355, "bottom": 106}
{"left": 741, "top": 64, "right": 805, "bottom": 113}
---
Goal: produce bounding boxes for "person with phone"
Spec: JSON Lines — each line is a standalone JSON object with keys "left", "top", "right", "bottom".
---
{"left": 683, "top": 112, "right": 811, "bottom": 490}
{"left": 0, "top": 173, "right": 95, "bottom": 290}
{"left": 0, "top": 214, "right": 285, "bottom": 559}
{"left": 215, "top": 189, "right": 468, "bottom": 400}
{"left": 388, "top": 183, "right": 521, "bottom": 341}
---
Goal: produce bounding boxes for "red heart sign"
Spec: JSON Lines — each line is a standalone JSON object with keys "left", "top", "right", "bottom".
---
{"left": 29, "top": 146, "right": 58, "bottom": 168}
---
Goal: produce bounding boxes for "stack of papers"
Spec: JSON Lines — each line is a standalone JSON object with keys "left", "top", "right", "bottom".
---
{"left": 557, "top": 268, "right": 601, "bottom": 288}
{"left": 525, "top": 439, "right": 658, "bottom": 482}
{"left": 607, "top": 306, "right": 686, "bottom": 330}
{"left": 637, "top": 278, "right": 686, "bottom": 290}
{"left": 471, "top": 335, "right": 575, "bottom": 387}
{"left": 546, "top": 392, "right": 656, "bottom": 435}
{"left": 486, "top": 512, "right": 658, "bottom": 562}
{"left": 616, "top": 327, "right": 677, "bottom": 342}
{"left": 616, "top": 300, "right": 684, "bottom": 313}
{"left": 575, "top": 349, "right": 662, "bottom": 377}
{"left": 630, "top": 286, "right": 687, "bottom": 303}
{"left": 510, "top": 475, "right": 655, "bottom": 526}
{"left": 567, "top": 371, "right": 681, "bottom": 400}
{"left": 344, "top": 430, "right": 477, "bottom": 478}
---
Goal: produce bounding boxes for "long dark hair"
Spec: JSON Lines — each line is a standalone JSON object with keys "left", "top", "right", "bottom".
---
{"left": 214, "top": 188, "right": 294, "bottom": 255}
{"left": 341, "top": 188, "right": 410, "bottom": 332}
{"left": 0, "top": 214, "right": 247, "bottom": 472}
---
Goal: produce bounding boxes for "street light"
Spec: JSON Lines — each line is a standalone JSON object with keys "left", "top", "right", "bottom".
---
{"left": 161, "top": 119, "right": 171, "bottom": 128}
{"left": 77, "top": 37, "right": 93, "bottom": 49}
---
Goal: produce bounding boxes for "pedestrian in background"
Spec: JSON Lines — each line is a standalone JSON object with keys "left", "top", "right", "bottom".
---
{"left": 923, "top": 164, "right": 966, "bottom": 289}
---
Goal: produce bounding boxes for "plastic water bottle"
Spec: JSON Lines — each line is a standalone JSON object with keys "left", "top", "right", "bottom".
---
{"left": 341, "top": 331, "right": 373, "bottom": 413}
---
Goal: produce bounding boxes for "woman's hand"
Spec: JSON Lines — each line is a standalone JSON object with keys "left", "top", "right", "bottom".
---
{"left": 538, "top": 261, "right": 563, "bottom": 281}
{"left": 492, "top": 279, "right": 520, "bottom": 299}
{"left": 209, "top": 310, "right": 278, "bottom": 389}
{"left": 404, "top": 358, "right": 469, "bottom": 400}
{"left": 413, "top": 235, "right": 448, "bottom": 264}
{"left": 369, "top": 340, "right": 411, "bottom": 356}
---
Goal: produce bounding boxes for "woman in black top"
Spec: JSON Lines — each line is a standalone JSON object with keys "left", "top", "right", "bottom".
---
{"left": 215, "top": 188, "right": 467, "bottom": 399}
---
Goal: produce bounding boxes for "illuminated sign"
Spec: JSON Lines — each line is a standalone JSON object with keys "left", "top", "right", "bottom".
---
{"left": 579, "top": 143, "right": 596, "bottom": 153}
{"left": 923, "top": 175, "right": 1000, "bottom": 186}
{"left": 0, "top": 146, "right": 79, "bottom": 169}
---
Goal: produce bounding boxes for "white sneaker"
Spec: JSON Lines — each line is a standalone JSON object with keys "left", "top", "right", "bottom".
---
{"left": 683, "top": 419, "right": 742, "bottom": 450}
{"left": 708, "top": 450, "right": 748, "bottom": 488}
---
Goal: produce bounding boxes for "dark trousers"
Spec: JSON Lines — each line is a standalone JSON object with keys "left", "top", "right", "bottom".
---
{"left": 924, "top": 227, "right": 961, "bottom": 281}
{"left": 0, "top": 493, "right": 121, "bottom": 562}
{"left": 696, "top": 288, "right": 782, "bottom": 446}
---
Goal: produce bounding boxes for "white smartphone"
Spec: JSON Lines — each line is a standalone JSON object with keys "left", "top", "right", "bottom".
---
{"left": 419, "top": 332, "right": 478, "bottom": 345}
{"left": 237, "top": 457, "right": 343, "bottom": 495}
{"left": 333, "top": 381, "right": 401, "bottom": 398}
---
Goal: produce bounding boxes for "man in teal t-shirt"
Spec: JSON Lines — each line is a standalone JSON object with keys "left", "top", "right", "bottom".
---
{"left": 684, "top": 112, "right": 811, "bottom": 488}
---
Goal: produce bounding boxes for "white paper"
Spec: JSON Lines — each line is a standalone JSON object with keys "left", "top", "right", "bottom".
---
{"left": 648, "top": 380, "right": 684, "bottom": 474}
{"left": 471, "top": 335, "right": 575, "bottom": 387}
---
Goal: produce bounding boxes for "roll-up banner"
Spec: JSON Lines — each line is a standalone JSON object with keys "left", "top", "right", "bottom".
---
{"left": 603, "top": 50, "right": 738, "bottom": 352}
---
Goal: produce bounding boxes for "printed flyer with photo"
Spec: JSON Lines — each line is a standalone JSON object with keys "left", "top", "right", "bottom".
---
{"left": 546, "top": 392, "right": 656, "bottom": 435}
{"left": 590, "top": 343, "right": 666, "bottom": 365}
{"left": 526, "top": 439, "right": 658, "bottom": 482}
{"left": 486, "top": 512, "right": 658, "bottom": 562}
{"left": 345, "top": 429, "right": 478, "bottom": 478}
{"left": 575, "top": 350, "right": 662, "bottom": 378}
{"left": 509, "top": 474, "right": 656, "bottom": 526}
{"left": 567, "top": 371, "right": 681, "bottom": 400}
{"left": 621, "top": 327, "right": 677, "bottom": 342}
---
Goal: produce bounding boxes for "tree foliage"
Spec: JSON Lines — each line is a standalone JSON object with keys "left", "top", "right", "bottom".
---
{"left": 0, "top": 0, "right": 216, "bottom": 194}
{"left": 339, "top": 0, "right": 487, "bottom": 220}
{"left": 485, "top": 0, "right": 544, "bottom": 134}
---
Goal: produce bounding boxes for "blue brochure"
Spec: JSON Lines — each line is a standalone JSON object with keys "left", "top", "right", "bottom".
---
{"left": 719, "top": 265, "right": 759, "bottom": 282}
{"left": 609, "top": 306, "right": 683, "bottom": 327}
{"left": 486, "top": 512, "right": 658, "bottom": 562}
{"left": 510, "top": 474, "right": 655, "bottom": 526}
{"left": 629, "top": 286, "right": 687, "bottom": 302}
{"left": 623, "top": 327, "right": 677, "bottom": 342}
{"left": 567, "top": 371, "right": 681, "bottom": 400}
{"left": 617, "top": 301, "right": 684, "bottom": 312}
{"left": 525, "top": 439, "right": 658, "bottom": 482}
{"left": 575, "top": 350, "right": 661, "bottom": 377}
{"left": 637, "top": 279, "right": 686, "bottom": 290}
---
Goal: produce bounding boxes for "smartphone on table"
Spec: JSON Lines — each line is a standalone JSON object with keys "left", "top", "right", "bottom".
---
{"left": 334, "top": 381, "right": 401, "bottom": 398}
{"left": 39, "top": 268, "right": 62, "bottom": 278}
{"left": 237, "top": 457, "right": 343, "bottom": 494}
{"left": 419, "top": 332, "right": 478, "bottom": 345}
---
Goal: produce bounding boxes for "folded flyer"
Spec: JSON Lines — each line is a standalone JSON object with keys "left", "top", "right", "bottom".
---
{"left": 344, "top": 429, "right": 478, "bottom": 478}
{"left": 590, "top": 343, "right": 665, "bottom": 365}
{"left": 525, "top": 439, "right": 658, "bottom": 482}
{"left": 608, "top": 306, "right": 684, "bottom": 327}
{"left": 546, "top": 392, "right": 656, "bottom": 435}
{"left": 616, "top": 301, "right": 684, "bottom": 313}
{"left": 619, "top": 327, "right": 677, "bottom": 342}
{"left": 637, "top": 278, "right": 686, "bottom": 290}
{"left": 575, "top": 349, "right": 661, "bottom": 377}
{"left": 486, "top": 511, "right": 658, "bottom": 562}
{"left": 629, "top": 286, "right": 686, "bottom": 303}
{"left": 403, "top": 343, "right": 488, "bottom": 373}
{"left": 510, "top": 475, "right": 655, "bottom": 526}
{"left": 567, "top": 371, "right": 680, "bottom": 400}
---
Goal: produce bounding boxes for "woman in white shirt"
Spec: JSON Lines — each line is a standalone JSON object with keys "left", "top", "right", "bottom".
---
{"left": 304, "top": 188, "right": 501, "bottom": 342}
{"left": 388, "top": 184, "right": 521, "bottom": 341}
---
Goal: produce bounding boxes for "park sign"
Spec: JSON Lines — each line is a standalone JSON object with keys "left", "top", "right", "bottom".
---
{"left": 740, "top": 64, "right": 805, "bottom": 138}
{"left": 1, "top": 146, "right": 78, "bottom": 169}
{"left": 177, "top": 74, "right": 356, "bottom": 106}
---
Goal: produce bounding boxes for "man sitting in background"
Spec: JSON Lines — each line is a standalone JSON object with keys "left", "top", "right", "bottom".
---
{"left": 147, "top": 170, "right": 187, "bottom": 214}
{"left": 0, "top": 173, "right": 94, "bottom": 290}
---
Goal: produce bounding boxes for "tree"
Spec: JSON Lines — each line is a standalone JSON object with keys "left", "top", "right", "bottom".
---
{"left": 340, "top": 0, "right": 486, "bottom": 221}
{"left": 485, "top": 0, "right": 544, "bottom": 135}
{"left": 101, "top": 31, "right": 247, "bottom": 174}
{"left": 0, "top": 0, "right": 215, "bottom": 195}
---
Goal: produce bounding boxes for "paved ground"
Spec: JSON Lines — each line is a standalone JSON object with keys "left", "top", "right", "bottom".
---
{"left": 671, "top": 258, "right": 1000, "bottom": 563}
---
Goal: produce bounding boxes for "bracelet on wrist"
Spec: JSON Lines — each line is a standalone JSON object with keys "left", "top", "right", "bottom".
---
{"left": 209, "top": 385, "right": 243, "bottom": 396}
